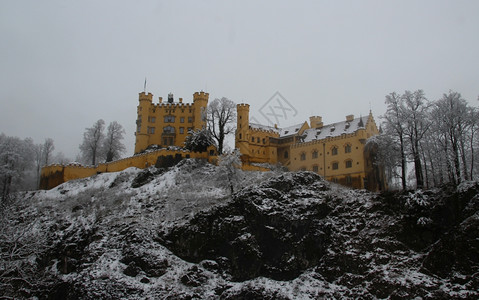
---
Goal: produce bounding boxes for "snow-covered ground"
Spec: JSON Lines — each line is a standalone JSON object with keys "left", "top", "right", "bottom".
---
{"left": 1, "top": 159, "right": 478, "bottom": 299}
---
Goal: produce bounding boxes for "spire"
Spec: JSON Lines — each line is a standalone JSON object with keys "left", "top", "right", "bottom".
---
{"left": 144, "top": 77, "right": 147, "bottom": 93}
{"left": 358, "top": 115, "right": 364, "bottom": 128}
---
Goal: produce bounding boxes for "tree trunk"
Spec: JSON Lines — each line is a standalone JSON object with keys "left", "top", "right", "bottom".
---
{"left": 399, "top": 135, "right": 407, "bottom": 190}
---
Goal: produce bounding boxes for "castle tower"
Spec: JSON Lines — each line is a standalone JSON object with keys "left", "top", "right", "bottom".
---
{"left": 134, "top": 92, "right": 153, "bottom": 154}
{"left": 192, "top": 91, "right": 209, "bottom": 129}
{"left": 309, "top": 116, "right": 323, "bottom": 128}
{"left": 236, "top": 103, "right": 250, "bottom": 160}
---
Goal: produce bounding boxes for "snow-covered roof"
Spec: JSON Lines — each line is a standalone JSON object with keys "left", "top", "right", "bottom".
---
{"left": 278, "top": 123, "right": 305, "bottom": 137}
{"left": 250, "top": 123, "right": 280, "bottom": 133}
{"left": 303, "top": 116, "right": 367, "bottom": 142}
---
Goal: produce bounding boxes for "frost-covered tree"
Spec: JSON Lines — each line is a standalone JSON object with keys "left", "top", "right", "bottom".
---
{"left": 382, "top": 92, "right": 408, "bottom": 190}
{"left": 218, "top": 149, "right": 242, "bottom": 194}
{"left": 0, "top": 134, "right": 34, "bottom": 200}
{"left": 207, "top": 97, "right": 236, "bottom": 155}
{"left": 42, "top": 138, "right": 55, "bottom": 166}
{"left": 366, "top": 134, "right": 401, "bottom": 189}
{"left": 184, "top": 128, "right": 216, "bottom": 152}
{"left": 430, "top": 91, "right": 477, "bottom": 184}
{"left": 102, "top": 121, "right": 126, "bottom": 162}
{"left": 402, "top": 90, "right": 430, "bottom": 189}
{"left": 79, "top": 119, "right": 105, "bottom": 165}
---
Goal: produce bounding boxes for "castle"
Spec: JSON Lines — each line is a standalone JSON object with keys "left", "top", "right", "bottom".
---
{"left": 40, "top": 90, "right": 385, "bottom": 191}
{"left": 134, "top": 91, "right": 209, "bottom": 153}
{"left": 236, "top": 104, "right": 386, "bottom": 191}
{"left": 40, "top": 91, "right": 215, "bottom": 190}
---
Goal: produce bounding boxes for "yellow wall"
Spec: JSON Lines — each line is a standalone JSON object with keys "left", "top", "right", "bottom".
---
{"left": 40, "top": 148, "right": 214, "bottom": 189}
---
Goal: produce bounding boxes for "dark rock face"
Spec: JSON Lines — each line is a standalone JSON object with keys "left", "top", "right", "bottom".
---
{"left": 131, "top": 167, "right": 164, "bottom": 188}
{"left": 3, "top": 165, "right": 479, "bottom": 299}
{"left": 161, "top": 172, "right": 333, "bottom": 281}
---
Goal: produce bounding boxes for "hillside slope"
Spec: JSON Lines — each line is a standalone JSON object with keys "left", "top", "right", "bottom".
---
{"left": 1, "top": 159, "right": 478, "bottom": 299}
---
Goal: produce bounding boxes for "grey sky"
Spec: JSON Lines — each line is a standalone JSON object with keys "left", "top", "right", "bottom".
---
{"left": 1, "top": 0, "right": 478, "bottom": 159}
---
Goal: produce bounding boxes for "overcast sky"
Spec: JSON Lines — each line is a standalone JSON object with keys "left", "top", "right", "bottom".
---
{"left": 1, "top": 0, "right": 478, "bottom": 159}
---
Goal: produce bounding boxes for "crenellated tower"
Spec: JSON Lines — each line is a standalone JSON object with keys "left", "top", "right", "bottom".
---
{"left": 193, "top": 91, "right": 209, "bottom": 129}
{"left": 135, "top": 92, "right": 153, "bottom": 153}
{"left": 236, "top": 103, "right": 251, "bottom": 160}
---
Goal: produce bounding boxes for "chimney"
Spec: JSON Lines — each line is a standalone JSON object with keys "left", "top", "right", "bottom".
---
{"left": 346, "top": 115, "right": 354, "bottom": 122}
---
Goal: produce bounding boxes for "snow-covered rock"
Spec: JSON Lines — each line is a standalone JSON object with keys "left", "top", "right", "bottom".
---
{"left": 1, "top": 160, "right": 478, "bottom": 299}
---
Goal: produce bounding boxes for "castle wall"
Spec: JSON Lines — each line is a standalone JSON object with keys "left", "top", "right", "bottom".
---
{"left": 289, "top": 131, "right": 367, "bottom": 189}
{"left": 40, "top": 148, "right": 213, "bottom": 190}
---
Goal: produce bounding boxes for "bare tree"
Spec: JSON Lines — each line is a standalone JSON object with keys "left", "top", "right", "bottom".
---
{"left": 402, "top": 90, "right": 430, "bottom": 189}
{"left": 382, "top": 92, "right": 408, "bottom": 190}
{"left": 102, "top": 121, "right": 126, "bottom": 162}
{"left": 218, "top": 149, "right": 242, "bottom": 194}
{"left": 79, "top": 119, "right": 105, "bottom": 165}
{"left": 207, "top": 97, "right": 236, "bottom": 155}
{"left": 0, "top": 134, "right": 34, "bottom": 200}
{"left": 42, "top": 138, "right": 55, "bottom": 166}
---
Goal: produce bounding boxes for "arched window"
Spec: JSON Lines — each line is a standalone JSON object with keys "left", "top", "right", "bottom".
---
{"left": 284, "top": 151, "right": 289, "bottom": 159}
{"left": 300, "top": 152, "right": 306, "bottom": 161}
{"left": 312, "top": 165, "right": 319, "bottom": 172}
{"left": 345, "top": 144, "right": 352, "bottom": 153}
{"left": 163, "top": 126, "right": 175, "bottom": 134}
{"left": 164, "top": 115, "right": 175, "bottom": 123}
{"left": 331, "top": 146, "right": 338, "bottom": 156}
{"left": 312, "top": 150, "right": 318, "bottom": 159}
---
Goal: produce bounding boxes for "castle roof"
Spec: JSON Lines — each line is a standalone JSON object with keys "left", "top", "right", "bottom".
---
{"left": 302, "top": 115, "right": 367, "bottom": 142}
{"left": 279, "top": 123, "right": 306, "bottom": 137}
{"left": 249, "top": 122, "right": 279, "bottom": 133}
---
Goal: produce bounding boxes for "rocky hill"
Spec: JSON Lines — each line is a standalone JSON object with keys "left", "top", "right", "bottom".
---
{"left": 1, "top": 159, "right": 478, "bottom": 299}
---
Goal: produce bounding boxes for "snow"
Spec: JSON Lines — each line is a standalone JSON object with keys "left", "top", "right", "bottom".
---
{"left": 5, "top": 163, "right": 479, "bottom": 299}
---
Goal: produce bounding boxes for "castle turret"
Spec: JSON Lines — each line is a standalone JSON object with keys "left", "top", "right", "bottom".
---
{"left": 192, "top": 91, "right": 209, "bottom": 129}
{"left": 134, "top": 92, "right": 153, "bottom": 154}
{"left": 309, "top": 116, "right": 323, "bottom": 128}
{"left": 236, "top": 103, "right": 250, "bottom": 160}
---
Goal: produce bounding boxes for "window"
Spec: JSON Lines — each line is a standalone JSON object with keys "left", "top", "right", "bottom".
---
{"left": 313, "top": 165, "right": 319, "bottom": 172}
{"left": 164, "top": 115, "right": 175, "bottom": 123}
{"left": 163, "top": 126, "right": 175, "bottom": 134}
{"left": 346, "top": 160, "right": 352, "bottom": 168}
{"left": 331, "top": 146, "right": 338, "bottom": 156}
{"left": 257, "top": 137, "right": 260, "bottom": 143}
{"left": 300, "top": 153, "right": 306, "bottom": 161}
{"left": 312, "top": 150, "right": 318, "bottom": 159}
{"left": 239, "top": 133, "right": 242, "bottom": 139}
{"left": 263, "top": 138, "right": 266, "bottom": 144}
{"left": 180, "top": 117, "right": 185, "bottom": 123}
{"left": 284, "top": 151, "right": 289, "bottom": 159}
{"left": 148, "top": 116, "right": 156, "bottom": 123}
{"left": 346, "top": 176, "right": 352, "bottom": 185}
{"left": 252, "top": 137, "right": 255, "bottom": 142}
{"left": 179, "top": 127, "right": 184, "bottom": 134}
{"left": 188, "top": 117, "right": 193, "bottom": 123}
{"left": 345, "top": 144, "right": 351, "bottom": 153}
{"left": 147, "top": 127, "right": 155, "bottom": 134}
{"left": 332, "top": 162, "right": 339, "bottom": 170}
{"left": 187, "top": 127, "right": 192, "bottom": 132}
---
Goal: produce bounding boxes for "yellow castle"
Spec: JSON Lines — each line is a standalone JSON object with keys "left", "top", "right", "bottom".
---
{"left": 40, "top": 91, "right": 215, "bottom": 189}
{"left": 40, "top": 89, "right": 385, "bottom": 191}
{"left": 236, "top": 103, "right": 386, "bottom": 191}
{"left": 134, "top": 91, "right": 209, "bottom": 153}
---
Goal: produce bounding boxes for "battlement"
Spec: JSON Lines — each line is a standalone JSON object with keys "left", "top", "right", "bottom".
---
{"left": 139, "top": 92, "right": 153, "bottom": 102}
{"left": 193, "top": 91, "right": 209, "bottom": 101}
{"left": 237, "top": 103, "right": 250, "bottom": 109}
